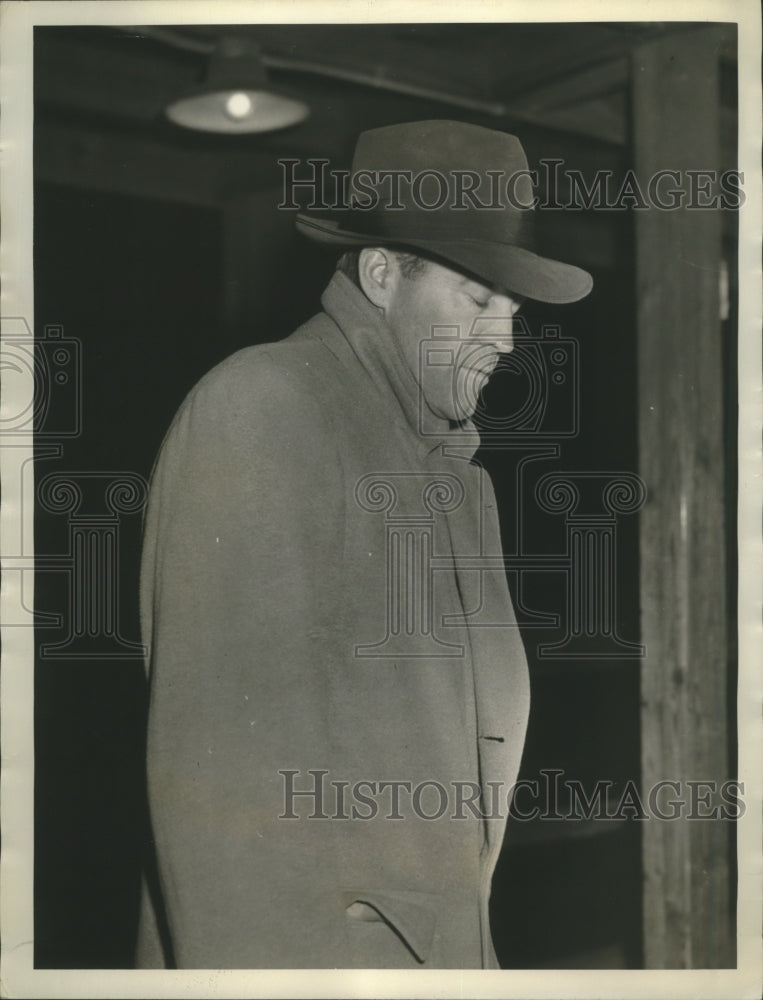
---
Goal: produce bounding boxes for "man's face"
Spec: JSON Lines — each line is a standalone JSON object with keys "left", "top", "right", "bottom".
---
{"left": 382, "top": 256, "right": 523, "bottom": 422}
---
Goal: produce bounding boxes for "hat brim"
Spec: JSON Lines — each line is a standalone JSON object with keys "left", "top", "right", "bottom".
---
{"left": 296, "top": 214, "right": 593, "bottom": 305}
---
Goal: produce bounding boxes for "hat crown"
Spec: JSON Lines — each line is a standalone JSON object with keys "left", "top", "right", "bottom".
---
{"left": 352, "top": 119, "right": 531, "bottom": 180}
{"left": 343, "top": 120, "right": 537, "bottom": 249}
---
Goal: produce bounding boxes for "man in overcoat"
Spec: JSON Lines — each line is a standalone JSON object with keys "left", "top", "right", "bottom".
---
{"left": 137, "top": 120, "right": 592, "bottom": 969}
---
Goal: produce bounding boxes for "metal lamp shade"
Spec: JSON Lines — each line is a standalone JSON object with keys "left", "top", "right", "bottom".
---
{"left": 165, "top": 36, "right": 309, "bottom": 134}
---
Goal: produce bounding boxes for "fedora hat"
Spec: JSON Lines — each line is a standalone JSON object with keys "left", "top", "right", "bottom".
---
{"left": 296, "top": 120, "right": 593, "bottom": 304}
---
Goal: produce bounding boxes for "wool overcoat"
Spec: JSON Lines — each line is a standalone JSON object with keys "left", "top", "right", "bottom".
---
{"left": 137, "top": 273, "right": 530, "bottom": 969}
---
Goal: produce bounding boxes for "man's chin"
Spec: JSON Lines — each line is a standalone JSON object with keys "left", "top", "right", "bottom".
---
{"left": 432, "top": 401, "right": 479, "bottom": 425}
{"left": 420, "top": 376, "right": 482, "bottom": 425}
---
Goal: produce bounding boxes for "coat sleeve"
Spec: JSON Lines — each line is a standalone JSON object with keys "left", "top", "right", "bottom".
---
{"left": 139, "top": 353, "right": 347, "bottom": 967}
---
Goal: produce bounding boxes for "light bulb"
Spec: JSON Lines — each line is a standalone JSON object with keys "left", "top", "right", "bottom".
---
{"left": 224, "top": 92, "right": 254, "bottom": 120}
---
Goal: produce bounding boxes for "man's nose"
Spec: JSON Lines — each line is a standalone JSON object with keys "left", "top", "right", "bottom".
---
{"left": 483, "top": 295, "right": 520, "bottom": 352}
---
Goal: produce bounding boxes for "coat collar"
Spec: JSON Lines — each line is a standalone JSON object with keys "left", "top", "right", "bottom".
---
{"left": 320, "top": 271, "right": 481, "bottom": 463}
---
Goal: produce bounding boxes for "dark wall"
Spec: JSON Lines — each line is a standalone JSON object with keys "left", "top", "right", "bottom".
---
{"left": 33, "top": 185, "right": 225, "bottom": 967}
{"left": 482, "top": 265, "right": 643, "bottom": 968}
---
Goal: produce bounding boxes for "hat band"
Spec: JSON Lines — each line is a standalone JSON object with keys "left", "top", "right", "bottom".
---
{"left": 340, "top": 205, "right": 538, "bottom": 253}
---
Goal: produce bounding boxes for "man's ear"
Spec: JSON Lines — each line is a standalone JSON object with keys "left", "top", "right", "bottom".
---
{"left": 357, "top": 247, "right": 396, "bottom": 310}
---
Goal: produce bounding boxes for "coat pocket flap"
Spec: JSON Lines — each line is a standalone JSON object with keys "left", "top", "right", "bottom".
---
{"left": 343, "top": 889, "right": 438, "bottom": 964}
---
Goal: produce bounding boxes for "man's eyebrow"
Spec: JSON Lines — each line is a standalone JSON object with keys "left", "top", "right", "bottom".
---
{"left": 457, "top": 275, "right": 524, "bottom": 302}
{"left": 458, "top": 276, "right": 491, "bottom": 294}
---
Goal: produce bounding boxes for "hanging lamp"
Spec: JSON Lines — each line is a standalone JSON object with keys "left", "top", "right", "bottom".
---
{"left": 165, "top": 35, "right": 309, "bottom": 134}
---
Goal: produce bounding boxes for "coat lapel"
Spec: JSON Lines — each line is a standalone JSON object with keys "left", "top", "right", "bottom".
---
{"left": 434, "top": 450, "right": 530, "bottom": 850}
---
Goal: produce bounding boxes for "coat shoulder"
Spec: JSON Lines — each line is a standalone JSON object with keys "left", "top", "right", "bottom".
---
{"left": 172, "top": 319, "right": 342, "bottom": 445}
